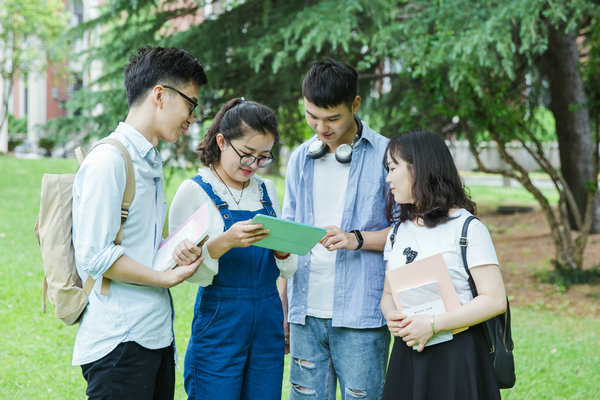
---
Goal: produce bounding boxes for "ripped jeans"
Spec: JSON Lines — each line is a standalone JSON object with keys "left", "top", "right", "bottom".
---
{"left": 288, "top": 317, "right": 390, "bottom": 400}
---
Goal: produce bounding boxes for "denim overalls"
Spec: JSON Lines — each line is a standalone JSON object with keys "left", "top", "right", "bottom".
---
{"left": 184, "top": 175, "right": 285, "bottom": 400}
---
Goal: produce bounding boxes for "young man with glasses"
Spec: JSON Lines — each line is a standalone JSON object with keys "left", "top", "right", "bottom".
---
{"left": 280, "top": 60, "right": 391, "bottom": 399}
{"left": 71, "top": 46, "right": 208, "bottom": 399}
{"left": 168, "top": 98, "right": 297, "bottom": 399}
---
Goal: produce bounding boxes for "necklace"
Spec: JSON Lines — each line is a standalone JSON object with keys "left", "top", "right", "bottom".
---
{"left": 212, "top": 167, "right": 246, "bottom": 206}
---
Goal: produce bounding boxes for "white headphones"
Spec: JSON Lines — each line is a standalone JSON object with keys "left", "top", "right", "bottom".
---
{"left": 308, "top": 117, "right": 363, "bottom": 164}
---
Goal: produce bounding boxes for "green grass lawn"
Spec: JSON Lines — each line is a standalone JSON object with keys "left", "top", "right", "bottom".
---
{"left": 0, "top": 155, "right": 596, "bottom": 399}
{"left": 465, "top": 178, "right": 559, "bottom": 214}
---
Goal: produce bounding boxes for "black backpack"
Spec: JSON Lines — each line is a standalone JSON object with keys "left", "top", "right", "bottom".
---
{"left": 460, "top": 216, "right": 516, "bottom": 389}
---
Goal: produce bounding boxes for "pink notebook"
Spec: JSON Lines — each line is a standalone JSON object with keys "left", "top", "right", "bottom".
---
{"left": 386, "top": 253, "right": 468, "bottom": 334}
{"left": 152, "top": 203, "right": 210, "bottom": 272}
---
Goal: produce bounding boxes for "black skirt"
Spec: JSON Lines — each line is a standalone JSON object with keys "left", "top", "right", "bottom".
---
{"left": 382, "top": 324, "right": 501, "bottom": 400}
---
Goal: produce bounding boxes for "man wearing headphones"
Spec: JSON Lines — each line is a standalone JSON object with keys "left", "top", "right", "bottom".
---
{"left": 280, "top": 59, "right": 391, "bottom": 399}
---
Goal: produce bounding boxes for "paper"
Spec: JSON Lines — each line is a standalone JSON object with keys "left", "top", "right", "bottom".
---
{"left": 396, "top": 281, "right": 453, "bottom": 349}
{"left": 249, "top": 214, "right": 327, "bottom": 256}
{"left": 153, "top": 203, "right": 210, "bottom": 272}
{"left": 386, "top": 253, "right": 468, "bottom": 335}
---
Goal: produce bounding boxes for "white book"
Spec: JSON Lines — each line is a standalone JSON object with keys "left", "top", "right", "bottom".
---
{"left": 395, "top": 281, "right": 453, "bottom": 349}
{"left": 152, "top": 203, "right": 210, "bottom": 272}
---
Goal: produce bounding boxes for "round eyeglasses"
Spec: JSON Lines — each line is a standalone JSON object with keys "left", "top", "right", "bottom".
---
{"left": 223, "top": 135, "right": 274, "bottom": 168}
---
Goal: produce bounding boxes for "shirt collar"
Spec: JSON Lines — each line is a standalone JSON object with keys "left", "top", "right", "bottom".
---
{"left": 354, "top": 116, "right": 376, "bottom": 147}
{"left": 115, "top": 122, "right": 163, "bottom": 166}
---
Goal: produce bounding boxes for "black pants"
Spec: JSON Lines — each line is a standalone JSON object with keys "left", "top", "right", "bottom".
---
{"left": 81, "top": 341, "right": 175, "bottom": 400}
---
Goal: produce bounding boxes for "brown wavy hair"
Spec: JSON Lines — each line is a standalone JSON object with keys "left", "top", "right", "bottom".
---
{"left": 384, "top": 129, "right": 476, "bottom": 226}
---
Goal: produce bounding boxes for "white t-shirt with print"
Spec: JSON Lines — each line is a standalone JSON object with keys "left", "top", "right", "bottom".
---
{"left": 383, "top": 208, "right": 499, "bottom": 305}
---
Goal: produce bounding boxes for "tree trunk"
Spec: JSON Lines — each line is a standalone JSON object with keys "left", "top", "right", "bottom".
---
{"left": 0, "top": 78, "right": 10, "bottom": 154}
{"left": 543, "top": 27, "right": 600, "bottom": 233}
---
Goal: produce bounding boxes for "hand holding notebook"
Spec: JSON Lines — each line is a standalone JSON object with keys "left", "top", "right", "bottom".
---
{"left": 386, "top": 253, "right": 468, "bottom": 339}
{"left": 395, "top": 281, "right": 454, "bottom": 349}
{"left": 153, "top": 204, "right": 210, "bottom": 272}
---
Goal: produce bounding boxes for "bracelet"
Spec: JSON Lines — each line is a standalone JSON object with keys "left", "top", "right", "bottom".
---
{"left": 273, "top": 250, "right": 291, "bottom": 260}
{"left": 351, "top": 230, "right": 364, "bottom": 250}
{"left": 431, "top": 315, "right": 436, "bottom": 335}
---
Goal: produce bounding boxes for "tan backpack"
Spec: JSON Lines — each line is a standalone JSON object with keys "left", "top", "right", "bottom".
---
{"left": 34, "top": 138, "right": 135, "bottom": 325}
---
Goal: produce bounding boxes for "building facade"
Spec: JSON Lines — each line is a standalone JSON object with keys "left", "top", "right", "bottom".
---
{"left": 4, "top": 0, "right": 99, "bottom": 155}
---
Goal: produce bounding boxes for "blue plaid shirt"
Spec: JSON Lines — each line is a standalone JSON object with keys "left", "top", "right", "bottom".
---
{"left": 282, "top": 119, "right": 390, "bottom": 328}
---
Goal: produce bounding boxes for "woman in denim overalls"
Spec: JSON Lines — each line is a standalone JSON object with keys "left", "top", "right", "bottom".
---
{"left": 169, "top": 98, "right": 297, "bottom": 399}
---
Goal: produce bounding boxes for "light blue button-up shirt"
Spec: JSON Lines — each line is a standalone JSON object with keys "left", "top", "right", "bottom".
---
{"left": 282, "top": 119, "right": 390, "bottom": 329}
{"left": 71, "top": 122, "right": 172, "bottom": 365}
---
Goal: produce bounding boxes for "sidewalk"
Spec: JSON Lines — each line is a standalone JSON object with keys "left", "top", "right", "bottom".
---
{"left": 460, "top": 172, "right": 554, "bottom": 189}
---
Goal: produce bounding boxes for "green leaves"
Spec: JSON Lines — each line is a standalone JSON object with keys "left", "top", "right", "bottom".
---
{"left": 56, "top": 0, "right": 600, "bottom": 155}
{"left": 0, "top": 0, "right": 69, "bottom": 68}
{"left": 0, "top": 0, "right": 69, "bottom": 139}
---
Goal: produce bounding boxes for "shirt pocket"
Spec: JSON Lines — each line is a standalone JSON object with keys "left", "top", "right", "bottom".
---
{"left": 354, "top": 190, "right": 386, "bottom": 229}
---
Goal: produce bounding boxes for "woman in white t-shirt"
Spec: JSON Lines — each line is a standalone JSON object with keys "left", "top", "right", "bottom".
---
{"left": 380, "top": 129, "right": 507, "bottom": 400}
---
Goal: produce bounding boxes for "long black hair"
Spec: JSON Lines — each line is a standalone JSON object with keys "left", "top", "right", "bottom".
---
{"left": 384, "top": 129, "right": 476, "bottom": 226}
{"left": 197, "top": 98, "right": 279, "bottom": 167}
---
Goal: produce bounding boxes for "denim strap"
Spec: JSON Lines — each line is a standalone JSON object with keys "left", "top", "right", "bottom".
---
{"left": 258, "top": 181, "right": 276, "bottom": 217}
{"left": 191, "top": 175, "right": 231, "bottom": 221}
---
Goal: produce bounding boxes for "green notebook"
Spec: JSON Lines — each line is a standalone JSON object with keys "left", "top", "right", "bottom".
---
{"left": 250, "top": 214, "right": 327, "bottom": 256}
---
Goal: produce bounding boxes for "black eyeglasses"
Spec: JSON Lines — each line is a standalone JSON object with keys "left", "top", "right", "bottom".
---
{"left": 223, "top": 135, "right": 274, "bottom": 168}
{"left": 163, "top": 85, "right": 198, "bottom": 116}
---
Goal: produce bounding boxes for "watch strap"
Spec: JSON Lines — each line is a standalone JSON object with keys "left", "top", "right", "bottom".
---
{"left": 351, "top": 230, "right": 364, "bottom": 250}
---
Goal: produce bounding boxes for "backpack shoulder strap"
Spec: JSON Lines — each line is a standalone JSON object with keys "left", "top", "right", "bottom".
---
{"left": 75, "top": 146, "right": 87, "bottom": 165}
{"left": 93, "top": 138, "right": 135, "bottom": 245}
{"left": 86, "top": 138, "right": 136, "bottom": 295}
{"left": 461, "top": 215, "right": 513, "bottom": 357}
{"left": 460, "top": 215, "right": 479, "bottom": 297}
{"left": 390, "top": 221, "right": 401, "bottom": 249}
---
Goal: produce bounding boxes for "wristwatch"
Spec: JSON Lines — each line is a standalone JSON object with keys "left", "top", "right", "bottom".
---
{"left": 351, "top": 230, "right": 363, "bottom": 250}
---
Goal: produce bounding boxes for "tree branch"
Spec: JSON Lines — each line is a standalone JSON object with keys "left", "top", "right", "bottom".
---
{"left": 516, "top": 121, "right": 583, "bottom": 229}
{"left": 358, "top": 72, "right": 399, "bottom": 80}
{"left": 478, "top": 115, "right": 577, "bottom": 267}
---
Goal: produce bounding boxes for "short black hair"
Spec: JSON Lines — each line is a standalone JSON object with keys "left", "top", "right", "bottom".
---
{"left": 384, "top": 129, "right": 476, "bottom": 225}
{"left": 124, "top": 46, "right": 207, "bottom": 107}
{"left": 197, "top": 98, "right": 279, "bottom": 167}
{"left": 302, "top": 59, "right": 358, "bottom": 109}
